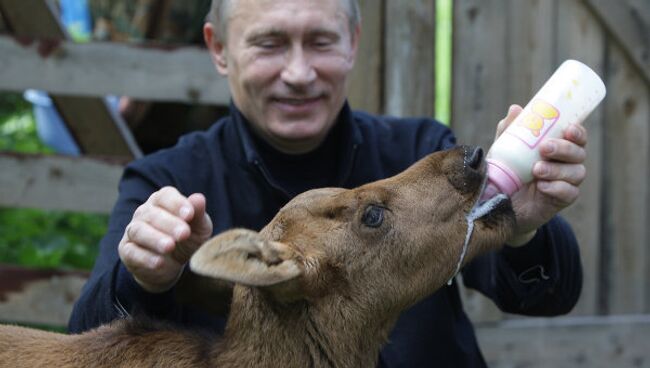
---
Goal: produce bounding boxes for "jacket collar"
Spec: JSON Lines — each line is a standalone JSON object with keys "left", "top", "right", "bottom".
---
{"left": 230, "top": 101, "right": 364, "bottom": 187}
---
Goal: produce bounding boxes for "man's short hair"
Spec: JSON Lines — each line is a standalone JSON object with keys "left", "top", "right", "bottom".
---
{"left": 208, "top": 0, "right": 361, "bottom": 41}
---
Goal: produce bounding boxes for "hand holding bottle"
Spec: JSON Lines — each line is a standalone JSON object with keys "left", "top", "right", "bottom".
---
{"left": 495, "top": 105, "right": 588, "bottom": 245}
{"left": 484, "top": 60, "right": 605, "bottom": 246}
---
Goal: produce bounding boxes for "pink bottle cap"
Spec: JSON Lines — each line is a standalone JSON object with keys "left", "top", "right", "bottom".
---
{"left": 480, "top": 159, "right": 523, "bottom": 200}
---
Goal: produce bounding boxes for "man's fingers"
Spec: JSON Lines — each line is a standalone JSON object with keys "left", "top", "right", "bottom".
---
{"left": 119, "top": 241, "right": 165, "bottom": 271}
{"left": 536, "top": 180, "right": 580, "bottom": 208}
{"left": 186, "top": 193, "right": 212, "bottom": 237}
{"left": 533, "top": 162, "right": 586, "bottom": 186}
{"left": 495, "top": 104, "right": 523, "bottom": 139}
{"left": 187, "top": 193, "right": 207, "bottom": 226}
{"left": 150, "top": 186, "right": 196, "bottom": 222}
{"left": 539, "top": 138, "right": 586, "bottom": 164}
{"left": 133, "top": 203, "right": 191, "bottom": 241}
{"left": 125, "top": 221, "right": 176, "bottom": 254}
{"left": 564, "top": 123, "right": 588, "bottom": 147}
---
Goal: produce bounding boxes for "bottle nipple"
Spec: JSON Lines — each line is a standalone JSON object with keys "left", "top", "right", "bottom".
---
{"left": 480, "top": 160, "right": 523, "bottom": 200}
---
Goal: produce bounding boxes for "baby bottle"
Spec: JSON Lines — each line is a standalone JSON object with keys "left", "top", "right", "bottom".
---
{"left": 482, "top": 59, "right": 607, "bottom": 200}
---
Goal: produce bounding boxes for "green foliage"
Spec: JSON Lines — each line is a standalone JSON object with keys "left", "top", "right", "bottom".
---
{"left": 0, "top": 209, "right": 106, "bottom": 270}
{"left": 0, "top": 93, "right": 52, "bottom": 153}
{"left": 435, "top": 0, "right": 453, "bottom": 126}
{"left": 0, "top": 93, "right": 107, "bottom": 270}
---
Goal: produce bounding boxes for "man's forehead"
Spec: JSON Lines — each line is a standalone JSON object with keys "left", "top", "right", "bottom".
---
{"left": 230, "top": 0, "right": 347, "bottom": 21}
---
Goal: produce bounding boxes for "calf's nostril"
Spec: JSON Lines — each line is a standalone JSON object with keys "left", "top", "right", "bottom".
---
{"left": 467, "top": 147, "right": 484, "bottom": 170}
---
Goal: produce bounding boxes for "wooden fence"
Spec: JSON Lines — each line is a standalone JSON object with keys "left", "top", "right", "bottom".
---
{"left": 1, "top": 0, "right": 649, "bottom": 366}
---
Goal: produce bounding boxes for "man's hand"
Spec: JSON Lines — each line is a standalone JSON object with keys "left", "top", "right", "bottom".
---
{"left": 118, "top": 187, "right": 213, "bottom": 293}
{"left": 496, "top": 105, "right": 587, "bottom": 246}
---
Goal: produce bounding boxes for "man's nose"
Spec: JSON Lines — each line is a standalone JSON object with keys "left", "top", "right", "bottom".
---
{"left": 281, "top": 46, "right": 317, "bottom": 87}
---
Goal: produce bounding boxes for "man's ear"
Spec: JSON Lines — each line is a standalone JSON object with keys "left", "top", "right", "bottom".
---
{"left": 190, "top": 229, "right": 304, "bottom": 301}
{"left": 203, "top": 22, "right": 228, "bottom": 75}
{"left": 347, "top": 24, "right": 361, "bottom": 66}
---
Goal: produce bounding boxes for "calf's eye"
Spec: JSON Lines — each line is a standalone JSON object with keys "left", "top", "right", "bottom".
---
{"left": 362, "top": 205, "right": 384, "bottom": 228}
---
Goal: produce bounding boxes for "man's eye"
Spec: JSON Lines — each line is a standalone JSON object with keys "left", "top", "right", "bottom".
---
{"left": 362, "top": 205, "right": 384, "bottom": 228}
{"left": 258, "top": 42, "right": 279, "bottom": 49}
{"left": 312, "top": 39, "right": 333, "bottom": 48}
{"left": 254, "top": 38, "right": 282, "bottom": 49}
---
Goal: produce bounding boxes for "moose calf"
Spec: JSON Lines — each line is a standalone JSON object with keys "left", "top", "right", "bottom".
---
{"left": 0, "top": 146, "right": 514, "bottom": 367}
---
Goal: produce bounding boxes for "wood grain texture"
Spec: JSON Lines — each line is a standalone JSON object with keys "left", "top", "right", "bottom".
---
{"left": 0, "top": 153, "right": 123, "bottom": 214}
{"left": 452, "top": 0, "right": 510, "bottom": 323}
{"left": 555, "top": 0, "right": 606, "bottom": 316}
{"left": 584, "top": 0, "right": 650, "bottom": 85}
{"left": 601, "top": 45, "right": 650, "bottom": 314}
{"left": 0, "top": 36, "right": 230, "bottom": 105}
{"left": 348, "top": 0, "right": 384, "bottom": 114}
{"left": 384, "top": 0, "right": 436, "bottom": 117}
{"left": 477, "top": 315, "right": 650, "bottom": 368}
{"left": 0, "top": 265, "right": 88, "bottom": 327}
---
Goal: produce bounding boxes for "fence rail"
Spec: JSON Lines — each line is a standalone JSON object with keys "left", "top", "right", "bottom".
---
{"left": 0, "top": 35, "right": 230, "bottom": 104}
{"left": 0, "top": 152, "right": 123, "bottom": 213}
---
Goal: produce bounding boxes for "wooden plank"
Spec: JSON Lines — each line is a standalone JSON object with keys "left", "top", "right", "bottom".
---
{"left": 452, "top": 0, "right": 510, "bottom": 151}
{"left": 601, "top": 45, "right": 650, "bottom": 314}
{"left": 348, "top": 0, "right": 383, "bottom": 114}
{"left": 0, "top": 264, "right": 88, "bottom": 327}
{"left": 476, "top": 315, "right": 650, "bottom": 367}
{"left": 384, "top": 0, "right": 436, "bottom": 117}
{"left": 51, "top": 95, "right": 142, "bottom": 158}
{"left": 584, "top": 0, "right": 650, "bottom": 85}
{"left": 0, "top": 152, "right": 124, "bottom": 214}
{"left": 506, "top": 0, "right": 557, "bottom": 103}
{"left": 0, "top": 36, "right": 230, "bottom": 105}
{"left": 637, "top": 114, "right": 650, "bottom": 314}
{"left": 554, "top": 0, "right": 607, "bottom": 316}
{"left": 0, "top": 0, "right": 142, "bottom": 159}
{"left": 452, "top": 0, "right": 510, "bottom": 323}
{"left": 0, "top": 0, "right": 65, "bottom": 38}
{"left": 499, "top": 0, "right": 558, "bottom": 319}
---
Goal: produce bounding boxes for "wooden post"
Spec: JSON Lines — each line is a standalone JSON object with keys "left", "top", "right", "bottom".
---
{"left": 384, "top": 0, "right": 436, "bottom": 117}
{"left": 452, "top": 0, "right": 511, "bottom": 323}
{"left": 554, "top": 0, "right": 607, "bottom": 316}
{"left": 348, "top": 0, "right": 384, "bottom": 114}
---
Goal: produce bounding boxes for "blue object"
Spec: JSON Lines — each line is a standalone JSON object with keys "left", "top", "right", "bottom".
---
{"left": 24, "top": 0, "right": 93, "bottom": 155}
{"left": 24, "top": 91, "right": 121, "bottom": 156}
{"left": 24, "top": 90, "right": 81, "bottom": 155}
{"left": 59, "top": 0, "right": 92, "bottom": 42}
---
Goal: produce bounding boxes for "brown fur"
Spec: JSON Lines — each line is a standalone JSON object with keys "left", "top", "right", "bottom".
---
{"left": 0, "top": 146, "right": 515, "bottom": 368}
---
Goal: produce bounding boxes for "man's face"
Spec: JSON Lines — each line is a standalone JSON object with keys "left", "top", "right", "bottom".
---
{"left": 205, "top": 0, "right": 359, "bottom": 153}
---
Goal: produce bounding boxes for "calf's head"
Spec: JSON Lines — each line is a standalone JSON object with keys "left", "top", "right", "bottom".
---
{"left": 190, "top": 146, "right": 515, "bottom": 314}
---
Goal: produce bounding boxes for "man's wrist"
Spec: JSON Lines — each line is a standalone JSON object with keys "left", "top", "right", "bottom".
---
{"left": 133, "top": 267, "right": 185, "bottom": 294}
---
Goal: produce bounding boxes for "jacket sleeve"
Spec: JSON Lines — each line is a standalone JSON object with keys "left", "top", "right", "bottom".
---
{"left": 461, "top": 216, "right": 583, "bottom": 316}
{"left": 68, "top": 164, "right": 182, "bottom": 333}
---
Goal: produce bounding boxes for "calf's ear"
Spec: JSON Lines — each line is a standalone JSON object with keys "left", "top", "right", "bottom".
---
{"left": 190, "top": 228, "right": 302, "bottom": 289}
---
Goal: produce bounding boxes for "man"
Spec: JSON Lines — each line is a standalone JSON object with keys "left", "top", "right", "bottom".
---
{"left": 69, "top": 0, "right": 586, "bottom": 366}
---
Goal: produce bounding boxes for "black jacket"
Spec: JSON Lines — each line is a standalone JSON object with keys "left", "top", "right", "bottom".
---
{"left": 69, "top": 103, "right": 582, "bottom": 367}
